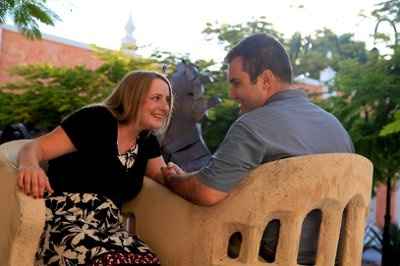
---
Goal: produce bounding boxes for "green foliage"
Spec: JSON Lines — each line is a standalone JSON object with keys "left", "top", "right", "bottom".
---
{"left": 203, "top": 16, "right": 284, "bottom": 50}
{"left": 377, "top": 47, "right": 400, "bottom": 138}
{"left": 381, "top": 111, "right": 400, "bottom": 136}
{"left": 0, "top": 0, "right": 60, "bottom": 39}
{"left": 201, "top": 79, "right": 238, "bottom": 152}
{"left": 150, "top": 50, "right": 191, "bottom": 75}
{"left": 0, "top": 49, "right": 163, "bottom": 130}
{"left": 203, "top": 101, "right": 238, "bottom": 152}
{"left": 321, "top": 48, "right": 400, "bottom": 181}
{"left": 0, "top": 92, "right": 18, "bottom": 125}
{"left": 202, "top": 18, "right": 367, "bottom": 80}
{"left": 94, "top": 47, "right": 161, "bottom": 82}
{"left": 193, "top": 58, "right": 218, "bottom": 73}
{"left": 0, "top": 64, "right": 113, "bottom": 129}
{"left": 373, "top": 0, "right": 400, "bottom": 22}
{"left": 292, "top": 29, "right": 367, "bottom": 78}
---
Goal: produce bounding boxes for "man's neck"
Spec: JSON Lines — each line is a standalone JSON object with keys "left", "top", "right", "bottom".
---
{"left": 266, "top": 81, "right": 293, "bottom": 101}
{"left": 278, "top": 81, "right": 293, "bottom": 91}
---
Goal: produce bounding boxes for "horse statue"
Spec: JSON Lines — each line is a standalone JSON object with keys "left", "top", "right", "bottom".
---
{"left": 160, "top": 62, "right": 221, "bottom": 172}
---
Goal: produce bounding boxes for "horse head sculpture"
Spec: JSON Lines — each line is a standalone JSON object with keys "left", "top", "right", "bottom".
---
{"left": 160, "top": 62, "right": 221, "bottom": 172}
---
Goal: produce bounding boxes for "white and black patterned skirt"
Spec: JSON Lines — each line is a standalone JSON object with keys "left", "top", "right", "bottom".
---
{"left": 35, "top": 192, "right": 160, "bottom": 266}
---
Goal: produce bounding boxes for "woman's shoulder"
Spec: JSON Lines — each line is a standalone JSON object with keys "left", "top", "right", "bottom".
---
{"left": 138, "top": 132, "right": 161, "bottom": 158}
{"left": 139, "top": 132, "right": 161, "bottom": 147}
{"left": 61, "top": 105, "right": 117, "bottom": 135}
{"left": 68, "top": 105, "right": 115, "bottom": 122}
{"left": 81, "top": 104, "right": 113, "bottom": 116}
{"left": 138, "top": 131, "right": 157, "bottom": 143}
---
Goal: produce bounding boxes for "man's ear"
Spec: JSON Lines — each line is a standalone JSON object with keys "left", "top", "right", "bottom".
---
{"left": 259, "top": 69, "right": 276, "bottom": 91}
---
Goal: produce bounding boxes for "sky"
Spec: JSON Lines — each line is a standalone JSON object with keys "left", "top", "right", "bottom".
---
{"left": 17, "top": 0, "right": 389, "bottom": 62}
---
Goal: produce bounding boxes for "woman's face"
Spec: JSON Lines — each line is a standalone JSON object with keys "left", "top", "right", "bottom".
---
{"left": 138, "top": 78, "right": 171, "bottom": 131}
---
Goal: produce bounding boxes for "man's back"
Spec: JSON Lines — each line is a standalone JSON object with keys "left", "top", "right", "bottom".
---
{"left": 240, "top": 89, "right": 354, "bottom": 162}
{"left": 198, "top": 89, "right": 353, "bottom": 192}
{"left": 238, "top": 89, "right": 352, "bottom": 265}
{"left": 200, "top": 89, "right": 353, "bottom": 265}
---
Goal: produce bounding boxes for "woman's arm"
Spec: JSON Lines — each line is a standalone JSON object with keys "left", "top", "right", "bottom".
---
{"left": 145, "top": 156, "right": 184, "bottom": 185}
{"left": 145, "top": 156, "right": 167, "bottom": 184}
{"left": 17, "top": 126, "right": 76, "bottom": 198}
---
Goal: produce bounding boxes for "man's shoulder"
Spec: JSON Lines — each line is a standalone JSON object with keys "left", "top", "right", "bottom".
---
{"left": 225, "top": 109, "right": 277, "bottom": 142}
{"left": 237, "top": 105, "right": 281, "bottom": 127}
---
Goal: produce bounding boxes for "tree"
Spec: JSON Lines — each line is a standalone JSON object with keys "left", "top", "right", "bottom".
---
{"left": 380, "top": 45, "right": 400, "bottom": 136}
{"left": 203, "top": 17, "right": 368, "bottom": 78}
{"left": 0, "top": 0, "right": 60, "bottom": 39}
{"left": 320, "top": 48, "right": 400, "bottom": 182}
{"left": 203, "top": 16, "right": 284, "bottom": 50}
{"left": 291, "top": 29, "right": 368, "bottom": 78}
{"left": 317, "top": 48, "right": 400, "bottom": 266}
{"left": 373, "top": 0, "right": 400, "bottom": 23}
{"left": 0, "top": 64, "right": 112, "bottom": 129}
{"left": 0, "top": 49, "right": 163, "bottom": 130}
{"left": 202, "top": 79, "right": 238, "bottom": 152}
{"left": 94, "top": 47, "right": 160, "bottom": 82}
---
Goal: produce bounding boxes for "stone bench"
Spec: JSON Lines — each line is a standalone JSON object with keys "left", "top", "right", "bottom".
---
{"left": 0, "top": 140, "right": 373, "bottom": 266}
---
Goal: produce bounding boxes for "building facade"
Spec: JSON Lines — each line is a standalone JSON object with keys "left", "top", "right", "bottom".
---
{"left": 0, "top": 24, "right": 103, "bottom": 84}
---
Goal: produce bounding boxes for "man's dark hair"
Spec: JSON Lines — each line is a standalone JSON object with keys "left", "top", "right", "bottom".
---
{"left": 225, "top": 33, "right": 293, "bottom": 83}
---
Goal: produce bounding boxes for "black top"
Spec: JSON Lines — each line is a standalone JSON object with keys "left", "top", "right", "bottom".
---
{"left": 47, "top": 105, "right": 161, "bottom": 208}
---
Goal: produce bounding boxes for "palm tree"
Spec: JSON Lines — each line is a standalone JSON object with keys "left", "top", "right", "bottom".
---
{"left": 0, "top": 0, "right": 60, "bottom": 39}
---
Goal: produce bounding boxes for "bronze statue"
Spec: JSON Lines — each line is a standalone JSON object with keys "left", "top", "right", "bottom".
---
{"left": 160, "top": 62, "right": 220, "bottom": 171}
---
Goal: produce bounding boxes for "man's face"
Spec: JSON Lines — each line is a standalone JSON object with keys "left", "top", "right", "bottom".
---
{"left": 228, "top": 57, "right": 267, "bottom": 113}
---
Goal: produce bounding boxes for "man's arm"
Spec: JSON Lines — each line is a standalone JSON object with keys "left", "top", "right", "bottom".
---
{"left": 163, "top": 120, "right": 265, "bottom": 206}
{"left": 164, "top": 173, "right": 228, "bottom": 206}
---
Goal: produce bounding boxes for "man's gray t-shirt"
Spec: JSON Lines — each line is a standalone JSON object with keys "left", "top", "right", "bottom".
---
{"left": 197, "top": 89, "right": 354, "bottom": 264}
{"left": 198, "top": 89, "right": 353, "bottom": 191}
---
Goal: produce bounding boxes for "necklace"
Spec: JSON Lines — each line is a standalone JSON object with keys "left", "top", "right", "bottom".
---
{"left": 118, "top": 143, "right": 138, "bottom": 171}
{"left": 117, "top": 139, "right": 137, "bottom": 155}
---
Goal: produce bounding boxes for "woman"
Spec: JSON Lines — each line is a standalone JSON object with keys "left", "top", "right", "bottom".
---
{"left": 17, "top": 71, "right": 179, "bottom": 265}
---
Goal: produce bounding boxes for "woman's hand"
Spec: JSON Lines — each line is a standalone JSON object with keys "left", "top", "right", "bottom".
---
{"left": 16, "top": 127, "right": 76, "bottom": 198}
{"left": 18, "top": 165, "right": 53, "bottom": 198}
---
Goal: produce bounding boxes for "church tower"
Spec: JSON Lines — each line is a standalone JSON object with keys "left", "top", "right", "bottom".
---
{"left": 121, "top": 13, "right": 137, "bottom": 55}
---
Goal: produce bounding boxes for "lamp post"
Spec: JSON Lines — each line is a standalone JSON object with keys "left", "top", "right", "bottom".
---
{"left": 374, "top": 17, "right": 398, "bottom": 48}
{"left": 374, "top": 17, "right": 398, "bottom": 266}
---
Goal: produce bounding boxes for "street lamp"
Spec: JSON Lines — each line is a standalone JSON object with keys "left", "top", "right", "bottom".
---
{"left": 374, "top": 16, "right": 398, "bottom": 266}
{"left": 374, "top": 17, "right": 398, "bottom": 49}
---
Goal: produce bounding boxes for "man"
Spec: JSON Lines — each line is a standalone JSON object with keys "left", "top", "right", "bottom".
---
{"left": 163, "top": 33, "right": 353, "bottom": 265}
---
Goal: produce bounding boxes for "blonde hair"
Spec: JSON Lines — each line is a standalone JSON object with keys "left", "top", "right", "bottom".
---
{"left": 103, "top": 70, "right": 174, "bottom": 134}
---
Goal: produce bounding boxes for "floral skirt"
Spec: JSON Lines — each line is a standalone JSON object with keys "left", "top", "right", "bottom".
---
{"left": 35, "top": 192, "right": 160, "bottom": 266}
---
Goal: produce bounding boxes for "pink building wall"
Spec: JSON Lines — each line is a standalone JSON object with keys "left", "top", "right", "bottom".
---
{"left": 0, "top": 25, "right": 103, "bottom": 83}
{"left": 375, "top": 182, "right": 397, "bottom": 228}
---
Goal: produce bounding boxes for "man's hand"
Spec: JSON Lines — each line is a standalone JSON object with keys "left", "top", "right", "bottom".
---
{"left": 161, "top": 163, "right": 228, "bottom": 206}
{"left": 161, "top": 162, "right": 186, "bottom": 182}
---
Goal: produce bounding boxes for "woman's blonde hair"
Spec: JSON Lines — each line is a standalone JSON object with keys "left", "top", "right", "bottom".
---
{"left": 103, "top": 70, "right": 174, "bottom": 134}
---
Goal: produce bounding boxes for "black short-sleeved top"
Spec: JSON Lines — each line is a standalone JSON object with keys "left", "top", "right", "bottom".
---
{"left": 47, "top": 105, "right": 161, "bottom": 208}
